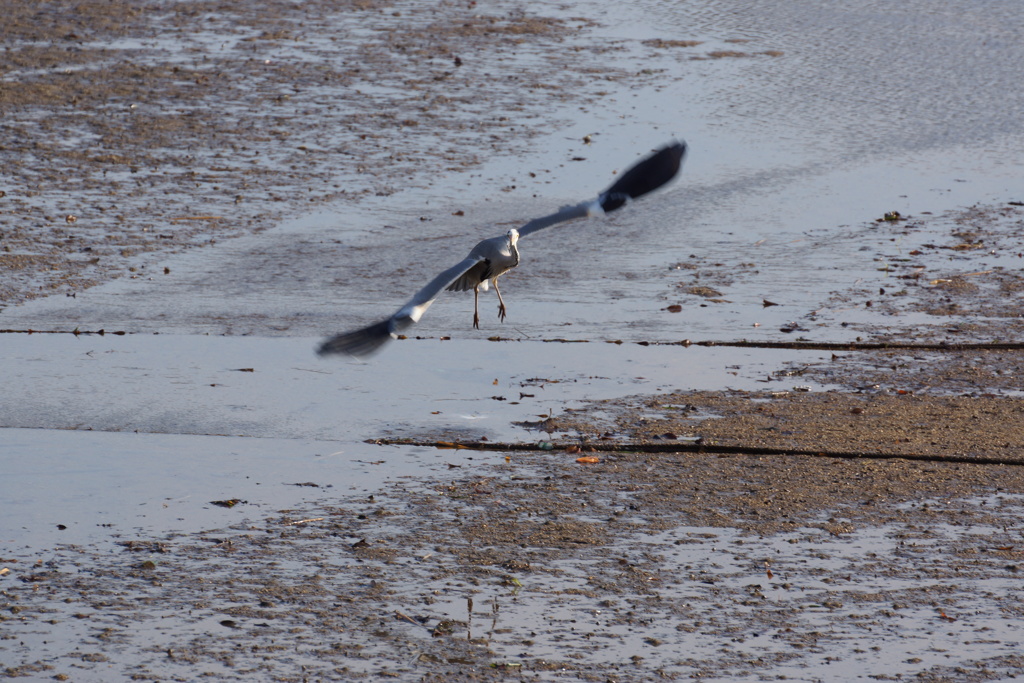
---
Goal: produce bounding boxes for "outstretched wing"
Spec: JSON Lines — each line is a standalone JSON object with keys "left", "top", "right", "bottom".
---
{"left": 317, "top": 255, "right": 483, "bottom": 358}
{"left": 319, "top": 139, "right": 687, "bottom": 359}
{"left": 517, "top": 140, "right": 687, "bottom": 238}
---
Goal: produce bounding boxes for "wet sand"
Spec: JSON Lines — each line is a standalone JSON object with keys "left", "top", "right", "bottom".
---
{"left": 4, "top": 0, "right": 1024, "bottom": 681}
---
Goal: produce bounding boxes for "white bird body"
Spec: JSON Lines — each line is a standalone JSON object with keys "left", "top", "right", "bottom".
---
{"left": 446, "top": 228, "right": 520, "bottom": 295}
{"left": 386, "top": 228, "right": 522, "bottom": 329}
{"left": 318, "top": 141, "right": 686, "bottom": 358}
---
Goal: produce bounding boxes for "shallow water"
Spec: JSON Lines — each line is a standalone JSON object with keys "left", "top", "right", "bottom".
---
{"left": 1, "top": 428, "right": 476, "bottom": 550}
{"left": 1, "top": 331, "right": 832, "bottom": 559}
{"left": 1, "top": 333, "right": 834, "bottom": 441}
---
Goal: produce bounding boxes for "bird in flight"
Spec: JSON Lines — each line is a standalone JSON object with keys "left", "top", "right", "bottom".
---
{"left": 318, "top": 140, "right": 687, "bottom": 358}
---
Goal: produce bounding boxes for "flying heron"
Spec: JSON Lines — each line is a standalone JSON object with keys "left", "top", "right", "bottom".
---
{"left": 318, "top": 140, "right": 687, "bottom": 358}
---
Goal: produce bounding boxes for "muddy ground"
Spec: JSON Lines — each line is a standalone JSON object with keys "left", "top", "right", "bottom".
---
{"left": 4, "top": 1, "right": 1024, "bottom": 682}
{"left": 0, "top": 0, "right": 656, "bottom": 307}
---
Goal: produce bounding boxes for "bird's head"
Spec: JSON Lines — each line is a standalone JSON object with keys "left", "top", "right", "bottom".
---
{"left": 506, "top": 228, "right": 520, "bottom": 246}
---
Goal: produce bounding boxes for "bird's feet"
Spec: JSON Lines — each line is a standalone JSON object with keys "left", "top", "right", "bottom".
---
{"left": 498, "top": 303, "right": 507, "bottom": 323}
{"left": 473, "top": 312, "right": 481, "bottom": 329}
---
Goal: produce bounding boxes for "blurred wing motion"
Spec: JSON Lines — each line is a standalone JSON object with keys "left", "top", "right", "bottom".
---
{"left": 515, "top": 140, "right": 687, "bottom": 237}
{"left": 597, "top": 140, "right": 688, "bottom": 213}
{"left": 316, "top": 255, "right": 483, "bottom": 357}
{"left": 318, "top": 140, "right": 687, "bottom": 358}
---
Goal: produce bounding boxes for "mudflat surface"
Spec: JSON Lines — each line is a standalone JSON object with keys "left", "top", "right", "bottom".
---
{"left": 0, "top": 0, "right": 626, "bottom": 306}
{"left": 4, "top": 0, "right": 1024, "bottom": 681}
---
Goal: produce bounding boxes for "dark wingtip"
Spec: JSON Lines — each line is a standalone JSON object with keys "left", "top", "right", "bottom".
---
{"left": 599, "top": 139, "right": 687, "bottom": 213}
{"left": 317, "top": 319, "right": 395, "bottom": 358}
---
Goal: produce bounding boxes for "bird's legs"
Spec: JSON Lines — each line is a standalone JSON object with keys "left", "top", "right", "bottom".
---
{"left": 493, "top": 277, "right": 508, "bottom": 322}
{"left": 472, "top": 285, "right": 481, "bottom": 329}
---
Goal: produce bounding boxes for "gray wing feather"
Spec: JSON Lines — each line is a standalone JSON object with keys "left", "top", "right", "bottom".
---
{"left": 517, "top": 141, "right": 687, "bottom": 237}
{"left": 320, "top": 203, "right": 599, "bottom": 358}
{"left": 318, "top": 255, "right": 483, "bottom": 358}
{"left": 404, "top": 256, "right": 483, "bottom": 309}
{"left": 515, "top": 201, "right": 594, "bottom": 238}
